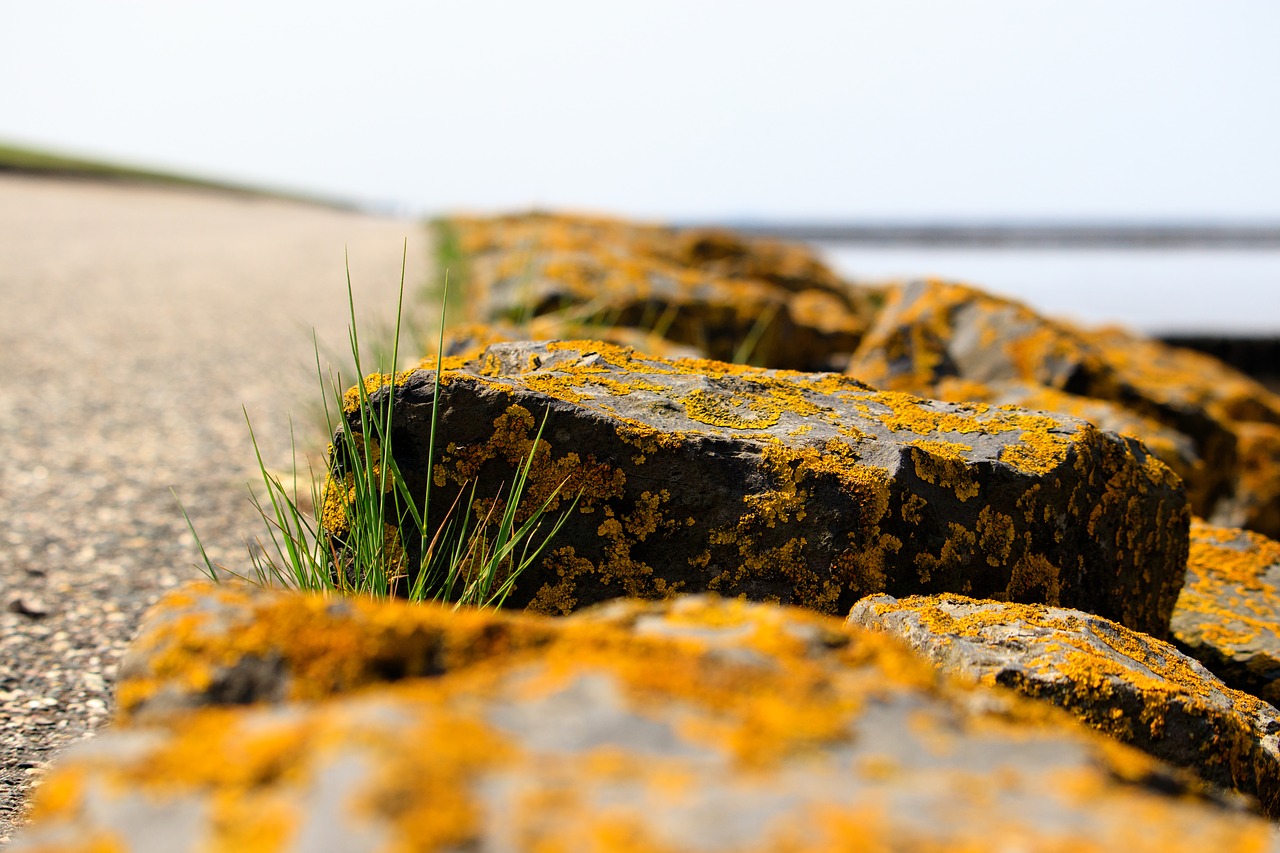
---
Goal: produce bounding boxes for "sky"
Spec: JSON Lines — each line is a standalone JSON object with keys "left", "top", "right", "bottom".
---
{"left": 3, "top": 1, "right": 1280, "bottom": 221}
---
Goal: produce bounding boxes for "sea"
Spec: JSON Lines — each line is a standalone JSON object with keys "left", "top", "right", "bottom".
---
{"left": 814, "top": 244, "right": 1280, "bottom": 337}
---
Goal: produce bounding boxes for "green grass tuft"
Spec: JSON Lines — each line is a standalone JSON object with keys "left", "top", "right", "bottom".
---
{"left": 178, "top": 246, "right": 577, "bottom": 608}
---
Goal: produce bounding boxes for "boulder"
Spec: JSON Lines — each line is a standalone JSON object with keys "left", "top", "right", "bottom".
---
{"left": 845, "top": 279, "right": 1280, "bottom": 520}
{"left": 1211, "top": 422, "right": 1280, "bottom": 540}
{"left": 440, "top": 212, "right": 876, "bottom": 371}
{"left": 1173, "top": 520, "right": 1280, "bottom": 704}
{"left": 931, "top": 378, "right": 1203, "bottom": 493}
{"left": 328, "top": 340, "right": 1189, "bottom": 634}
{"left": 849, "top": 593, "right": 1280, "bottom": 817}
{"left": 16, "top": 583, "right": 1277, "bottom": 852}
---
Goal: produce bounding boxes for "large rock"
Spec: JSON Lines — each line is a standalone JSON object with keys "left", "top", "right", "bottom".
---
{"left": 327, "top": 340, "right": 1189, "bottom": 634}
{"left": 1212, "top": 422, "right": 1280, "bottom": 540}
{"left": 1173, "top": 520, "right": 1280, "bottom": 704}
{"left": 440, "top": 212, "right": 877, "bottom": 371}
{"left": 846, "top": 279, "right": 1280, "bottom": 521}
{"left": 849, "top": 593, "right": 1280, "bottom": 817}
{"left": 16, "top": 583, "right": 1277, "bottom": 851}
{"left": 932, "top": 378, "right": 1203, "bottom": 495}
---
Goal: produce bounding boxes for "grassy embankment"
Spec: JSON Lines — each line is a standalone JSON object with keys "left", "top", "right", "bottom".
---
{"left": 0, "top": 140, "right": 355, "bottom": 209}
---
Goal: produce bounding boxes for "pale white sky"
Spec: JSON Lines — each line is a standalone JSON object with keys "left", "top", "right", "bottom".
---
{"left": 3, "top": 1, "right": 1279, "bottom": 221}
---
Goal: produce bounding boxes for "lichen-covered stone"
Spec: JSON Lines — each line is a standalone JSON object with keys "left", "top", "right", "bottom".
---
{"left": 849, "top": 592, "right": 1280, "bottom": 817}
{"left": 17, "top": 583, "right": 1278, "bottom": 852}
{"left": 1211, "top": 422, "right": 1280, "bottom": 540}
{"left": 441, "top": 212, "right": 877, "bottom": 371}
{"left": 1173, "top": 520, "right": 1280, "bottom": 705}
{"left": 328, "top": 340, "right": 1189, "bottom": 635}
{"left": 845, "top": 279, "right": 1280, "bottom": 522}
{"left": 932, "top": 378, "right": 1203, "bottom": 496}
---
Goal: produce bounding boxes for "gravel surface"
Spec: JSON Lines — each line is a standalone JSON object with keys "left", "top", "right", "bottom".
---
{"left": 0, "top": 174, "right": 430, "bottom": 844}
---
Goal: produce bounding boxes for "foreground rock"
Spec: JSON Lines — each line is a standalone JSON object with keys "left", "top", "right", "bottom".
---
{"left": 846, "top": 279, "right": 1280, "bottom": 528}
{"left": 14, "top": 584, "right": 1277, "bottom": 851}
{"left": 1173, "top": 521, "right": 1280, "bottom": 704}
{"left": 329, "top": 340, "right": 1188, "bottom": 633}
{"left": 850, "top": 593, "right": 1280, "bottom": 817}
{"left": 440, "top": 213, "right": 880, "bottom": 371}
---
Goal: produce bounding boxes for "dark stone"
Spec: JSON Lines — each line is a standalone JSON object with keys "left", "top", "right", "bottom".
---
{"left": 329, "top": 339, "right": 1189, "bottom": 635}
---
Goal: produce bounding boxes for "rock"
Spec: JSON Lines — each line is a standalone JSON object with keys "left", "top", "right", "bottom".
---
{"left": 16, "top": 583, "right": 1277, "bottom": 851}
{"left": 849, "top": 592, "right": 1280, "bottom": 817}
{"left": 1211, "top": 422, "right": 1280, "bottom": 540}
{"left": 440, "top": 212, "right": 876, "bottom": 371}
{"left": 845, "top": 279, "right": 1280, "bottom": 520}
{"left": 1173, "top": 520, "right": 1280, "bottom": 705}
{"left": 329, "top": 340, "right": 1189, "bottom": 634}
{"left": 932, "top": 378, "right": 1203, "bottom": 494}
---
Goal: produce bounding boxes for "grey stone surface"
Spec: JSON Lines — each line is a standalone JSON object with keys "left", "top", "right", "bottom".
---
{"left": 850, "top": 592, "right": 1280, "bottom": 817}
{"left": 14, "top": 586, "right": 1280, "bottom": 851}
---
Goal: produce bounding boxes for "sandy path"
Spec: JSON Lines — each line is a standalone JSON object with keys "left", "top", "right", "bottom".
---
{"left": 0, "top": 174, "right": 431, "bottom": 842}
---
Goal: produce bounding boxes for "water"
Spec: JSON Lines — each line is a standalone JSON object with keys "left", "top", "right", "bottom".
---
{"left": 816, "top": 244, "right": 1280, "bottom": 336}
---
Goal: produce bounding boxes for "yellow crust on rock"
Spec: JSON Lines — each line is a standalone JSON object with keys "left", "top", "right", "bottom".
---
{"left": 32, "top": 583, "right": 1280, "bottom": 851}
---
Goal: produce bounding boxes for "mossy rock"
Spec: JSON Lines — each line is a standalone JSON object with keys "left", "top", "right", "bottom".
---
{"left": 329, "top": 339, "right": 1188, "bottom": 635}
{"left": 846, "top": 279, "right": 1279, "bottom": 520}
{"left": 1173, "top": 520, "right": 1280, "bottom": 705}
{"left": 850, "top": 592, "right": 1280, "bottom": 817}
{"left": 22, "top": 583, "right": 1277, "bottom": 851}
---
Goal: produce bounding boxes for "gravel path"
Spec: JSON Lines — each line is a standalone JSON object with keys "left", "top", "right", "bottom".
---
{"left": 0, "top": 175, "right": 431, "bottom": 843}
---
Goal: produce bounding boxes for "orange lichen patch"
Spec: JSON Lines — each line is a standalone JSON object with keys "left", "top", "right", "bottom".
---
{"left": 1172, "top": 521, "right": 1280, "bottom": 702}
{"left": 434, "top": 404, "right": 626, "bottom": 519}
{"left": 681, "top": 387, "right": 783, "bottom": 429}
{"left": 527, "top": 545, "right": 597, "bottom": 615}
{"left": 116, "top": 582, "right": 562, "bottom": 718}
{"left": 340, "top": 370, "right": 422, "bottom": 415}
{"left": 1005, "top": 554, "right": 1063, "bottom": 604}
{"left": 24, "top": 766, "right": 86, "bottom": 823}
{"left": 853, "top": 593, "right": 1280, "bottom": 815}
{"left": 909, "top": 443, "right": 980, "bottom": 502}
{"left": 355, "top": 709, "right": 517, "bottom": 851}
{"left": 975, "top": 508, "right": 1017, "bottom": 567}
{"left": 588, "top": 491, "right": 685, "bottom": 605}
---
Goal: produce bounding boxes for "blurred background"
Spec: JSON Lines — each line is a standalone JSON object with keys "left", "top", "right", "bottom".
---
{"left": 3, "top": 0, "right": 1278, "bottom": 335}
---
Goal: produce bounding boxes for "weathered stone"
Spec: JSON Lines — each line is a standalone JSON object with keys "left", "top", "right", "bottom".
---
{"left": 327, "top": 340, "right": 1189, "bottom": 634}
{"left": 1173, "top": 520, "right": 1280, "bottom": 705}
{"left": 845, "top": 279, "right": 1278, "bottom": 519}
{"left": 441, "top": 212, "right": 875, "bottom": 371}
{"left": 932, "top": 378, "right": 1203, "bottom": 494}
{"left": 849, "top": 592, "right": 1280, "bottom": 817}
{"left": 1211, "top": 422, "right": 1280, "bottom": 540}
{"left": 17, "top": 583, "right": 1277, "bottom": 852}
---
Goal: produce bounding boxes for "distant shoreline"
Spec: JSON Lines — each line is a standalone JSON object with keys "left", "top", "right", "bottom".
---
{"left": 718, "top": 223, "right": 1280, "bottom": 248}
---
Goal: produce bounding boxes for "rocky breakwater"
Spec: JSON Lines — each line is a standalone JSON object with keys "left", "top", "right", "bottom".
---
{"left": 437, "top": 212, "right": 883, "bottom": 371}
{"left": 14, "top": 585, "right": 1280, "bottom": 851}
{"left": 327, "top": 339, "right": 1187, "bottom": 634}
{"left": 16, "top": 212, "right": 1280, "bottom": 848}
